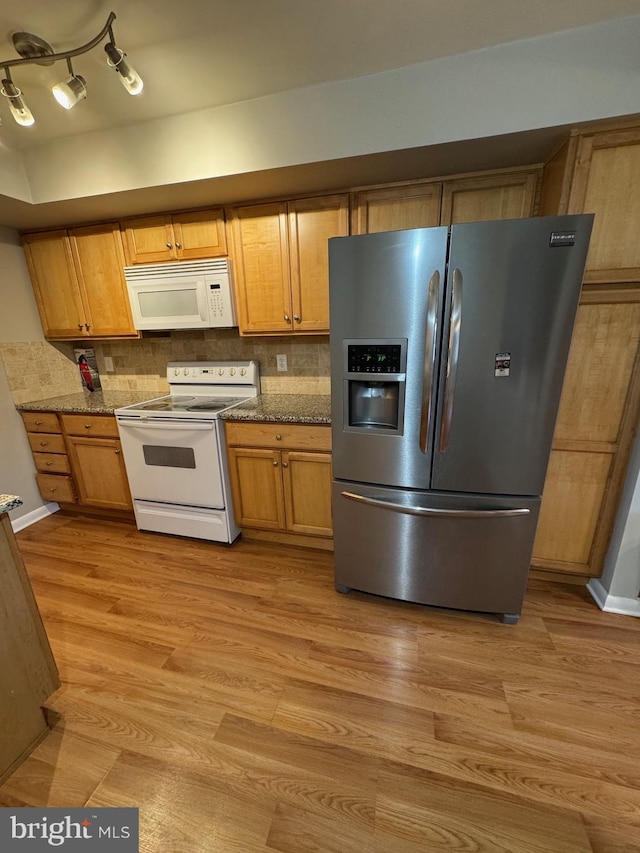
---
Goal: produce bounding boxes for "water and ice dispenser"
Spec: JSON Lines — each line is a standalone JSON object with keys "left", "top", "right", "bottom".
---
{"left": 343, "top": 340, "right": 406, "bottom": 433}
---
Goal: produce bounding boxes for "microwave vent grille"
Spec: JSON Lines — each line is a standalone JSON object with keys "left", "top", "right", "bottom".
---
{"left": 124, "top": 259, "right": 230, "bottom": 282}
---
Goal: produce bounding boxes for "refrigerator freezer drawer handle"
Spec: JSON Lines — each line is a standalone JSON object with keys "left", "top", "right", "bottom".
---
{"left": 419, "top": 270, "right": 440, "bottom": 453}
{"left": 341, "top": 491, "right": 530, "bottom": 518}
{"left": 439, "top": 267, "right": 463, "bottom": 453}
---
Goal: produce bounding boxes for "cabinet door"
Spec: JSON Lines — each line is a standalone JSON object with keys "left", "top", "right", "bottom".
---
{"left": 66, "top": 436, "right": 133, "bottom": 510}
{"left": 69, "top": 224, "right": 139, "bottom": 338}
{"left": 289, "top": 195, "right": 349, "bottom": 333}
{"left": 568, "top": 129, "right": 640, "bottom": 282}
{"left": 441, "top": 171, "right": 538, "bottom": 224}
{"left": 282, "top": 451, "right": 333, "bottom": 536}
{"left": 22, "top": 231, "right": 86, "bottom": 338}
{"left": 352, "top": 183, "right": 442, "bottom": 234}
{"left": 532, "top": 289, "right": 640, "bottom": 576}
{"left": 230, "top": 203, "right": 292, "bottom": 334}
{"left": 227, "top": 447, "right": 285, "bottom": 529}
{"left": 122, "top": 215, "right": 175, "bottom": 264}
{"left": 173, "top": 209, "right": 227, "bottom": 259}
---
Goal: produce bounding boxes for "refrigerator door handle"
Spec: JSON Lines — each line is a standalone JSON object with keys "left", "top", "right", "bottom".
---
{"left": 439, "top": 267, "right": 463, "bottom": 453}
{"left": 341, "top": 490, "right": 530, "bottom": 518}
{"left": 419, "top": 270, "right": 441, "bottom": 453}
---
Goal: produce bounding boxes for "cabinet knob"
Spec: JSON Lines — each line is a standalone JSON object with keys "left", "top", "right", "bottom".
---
{"left": 35, "top": 420, "right": 43, "bottom": 425}
{"left": 84, "top": 424, "right": 92, "bottom": 429}
{"left": 115, "top": 449, "right": 121, "bottom": 454}
{"left": 45, "top": 461, "right": 53, "bottom": 466}
{"left": 78, "top": 324, "right": 83, "bottom": 331}
{"left": 294, "top": 315, "right": 301, "bottom": 322}
{"left": 85, "top": 323, "right": 91, "bottom": 331}
{"left": 49, "top": 487, "right": 57, "bottom": 493}
{"left": 175, "top": 241, "right": 182, "bottom": 249}
{"left": 166, "top": 242, "right": 172, "bottom": 249}
{"left": 40, "top": 441, "right": 48, "bottom": 447}
{"left": 275, "top": 434, "right": 282, "bottom": 441}
{"left": 282, "top": 461, "right": 289, "bottom": 468}
{"left": 284, "top": 314, "right": 291, "bottom": 323}
{"left": 272, "top": 460, "right": 279, "bottom": 467}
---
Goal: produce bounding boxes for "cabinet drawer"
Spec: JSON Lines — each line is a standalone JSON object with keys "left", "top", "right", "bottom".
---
{"left": 28, "top": 432, "right": 67, "bottom": 455}
{"left": 21, "top": 411, "right": 60, "bottom": 433}
{"left": 35, "top": 473, "right": 75, "bottom": 503}
{"left": 33, "top": 452, "right": 71, "bottom": 474}
{"left": 225, "top": 422, "right": 331, "bottom": 451}
{"left": 61, "top": 413, "right": 119, "bottom": 438}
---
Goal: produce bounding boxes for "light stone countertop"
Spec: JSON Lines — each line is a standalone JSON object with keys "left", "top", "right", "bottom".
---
{"left": 16, "top": 390, "right": 153, "bottom": 414}
{"left": 0, "top": 495, "right": 22, "bottom": 514}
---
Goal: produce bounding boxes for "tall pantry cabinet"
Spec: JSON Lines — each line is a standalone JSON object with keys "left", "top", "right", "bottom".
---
{"left": 532, "top": 121, "right": 640, "bottom": 580}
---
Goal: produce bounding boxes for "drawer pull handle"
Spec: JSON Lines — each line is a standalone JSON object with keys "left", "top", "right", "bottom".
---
{"left": 84, "top": 424, "right": 92, "bottom": 429}
{"left": 284, "top": 314, "right": 291, "bottom": 323}
{"left": 275, "top": 434, "right": 282, "bottom": 441}
{"left": 175, "top": 241, "right": 182, "bottom": 249}
{"left": 115, "top": 449, "right": 121, "bottom": 454}
{"left": 35, "top": 419, "right": 43, "bottom": 425}
{"left": 282, "top": 461, "right": 289, "bottom": 468}
{"left": 40, "top": 441, "right": 48, "bottom": 447}
{"left": 272, "top": 460, "right": 279, "bottom": 467}
{"left": 294, "top": 315, "right": 301, "bottom": 322}
{"left": 45, "top": 461, "right": 53, "bottom": 466}
{"left": 49, "top": 487, "right": 57, "bottom": 493}
{"left": 166, "top": 242, "right": 172, "bottom": 249}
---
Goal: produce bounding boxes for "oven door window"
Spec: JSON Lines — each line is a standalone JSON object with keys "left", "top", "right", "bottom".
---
{"left": 117, "top": 420, "right": 224, "bottom": 508}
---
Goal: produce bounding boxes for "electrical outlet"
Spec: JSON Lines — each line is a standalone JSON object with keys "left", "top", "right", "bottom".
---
{"left": 104, "top": 356, "right": 114, "bottom": 373}
{"left": 276, "top": 354, "right": 288, "bottom": 372}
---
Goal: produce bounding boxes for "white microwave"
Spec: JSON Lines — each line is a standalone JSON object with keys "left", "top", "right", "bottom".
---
{"left": 124, "top": 259, "right": 237, "bottom": 330}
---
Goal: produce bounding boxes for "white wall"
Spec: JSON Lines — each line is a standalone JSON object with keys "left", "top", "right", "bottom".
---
{"left": 15, "top": 14, "right": 640, "bottom": 205}
{"left": 0, "top": 227, "right": 49, "bottom": 523}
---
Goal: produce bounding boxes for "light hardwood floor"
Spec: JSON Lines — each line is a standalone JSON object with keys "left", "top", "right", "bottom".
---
{"left": 1, "top": 513, "right": 639, "bottom": 852}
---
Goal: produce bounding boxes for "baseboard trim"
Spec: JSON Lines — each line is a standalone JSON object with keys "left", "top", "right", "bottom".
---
{"left": 11, "top": 502, "right": 60, "bottom": 532}
{"left": 587, "top": 578, "right": 640, "bottom": 618}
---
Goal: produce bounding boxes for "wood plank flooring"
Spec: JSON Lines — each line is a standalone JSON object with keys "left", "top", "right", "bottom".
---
{"left": 2, "top": 513, "right": 640, "bottom": 852}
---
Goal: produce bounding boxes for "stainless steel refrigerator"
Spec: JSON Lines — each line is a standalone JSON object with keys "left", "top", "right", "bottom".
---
{"left": 329, "top": 215, "right": 593, "bottom": 623}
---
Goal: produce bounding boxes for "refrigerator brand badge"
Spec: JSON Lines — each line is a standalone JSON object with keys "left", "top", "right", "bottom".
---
{"left": 494, "top": 353, "right": 511, "bottom": 377}
{"left": 549, "top": 231, "right": 576, "bottom": 247}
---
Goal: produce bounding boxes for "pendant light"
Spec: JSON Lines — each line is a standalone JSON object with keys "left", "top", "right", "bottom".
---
{"left": 1, "top": 69, "right": 35, "bottom": 126}
{"left": 0, "top": 12, "right": 143, "bottom": 128}
{"left": 52, "top": 58, "right": 87, "bottom": 109}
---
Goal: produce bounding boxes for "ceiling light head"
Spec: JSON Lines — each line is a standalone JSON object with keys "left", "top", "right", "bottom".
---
{"left": 1, "top": 72, "right": 34, "bottom": 126}
{"left": 53, "top": 74, "right": 87, "bottom": 109}
{"left": 11, "top": 31, "right": 55, "bottom": 65}
{"left": 105, "top": 42, "right": 143, "bottom": 95}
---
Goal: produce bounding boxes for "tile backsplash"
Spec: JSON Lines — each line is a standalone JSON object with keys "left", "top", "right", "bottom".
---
{"left": 0, "top": 331, "right": 330, "bottom": 404}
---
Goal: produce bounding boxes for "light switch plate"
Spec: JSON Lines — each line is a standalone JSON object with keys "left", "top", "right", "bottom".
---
{"left": 104, "top": 356, "right": 114, "bottom": 372}
{"left": 276, "top": 354, "right": 288, "bottom": 372}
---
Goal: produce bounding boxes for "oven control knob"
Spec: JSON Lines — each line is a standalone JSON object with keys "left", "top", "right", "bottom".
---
{"left": 218, "top": 368, "right": 224, "bottom": 376}
{"left": 240, "top": 368, "right": 246, "bottom": 376}
{"left": 174, "top": 368, "right": 180, "bottom": 376}
{"left": 183, "top": 367, "right": 189, "bottom": 376}
{"left": 229, "top": 368, "right": 236, "bottom": 376}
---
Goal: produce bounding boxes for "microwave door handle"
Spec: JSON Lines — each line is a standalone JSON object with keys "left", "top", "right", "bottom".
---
{"left": 439, "top": 267, "right": 462, "bottom": 454}
{"left": 419, "top": 270, "right": 440, "bottom": 454}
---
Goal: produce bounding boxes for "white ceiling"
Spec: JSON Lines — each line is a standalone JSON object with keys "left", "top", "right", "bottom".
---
{"left": 1, "top": 0, "right": 640, "bottom": 151}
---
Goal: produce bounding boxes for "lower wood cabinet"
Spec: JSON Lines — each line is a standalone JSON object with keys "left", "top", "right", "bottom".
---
{"left": 224, "top": 422, "right": 333, "bottom": 547}
{"left": 61, "top": 414, "right": 133, "bottom": 512}
{"left": 21, "top": 411, "right": 133, "bottom": 514}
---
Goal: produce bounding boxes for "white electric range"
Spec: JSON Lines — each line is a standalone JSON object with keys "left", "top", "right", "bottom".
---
{"left": 115, "top": 361, "right": 259, "bottom": 542}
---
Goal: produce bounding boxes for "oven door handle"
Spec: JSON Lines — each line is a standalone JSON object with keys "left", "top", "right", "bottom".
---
{"left": 116, "top": 418, "right": 214, "bottom": 430}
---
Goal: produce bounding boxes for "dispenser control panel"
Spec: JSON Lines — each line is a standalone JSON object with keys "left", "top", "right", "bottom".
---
{"left": 347, "top": 343, "right": 403, "bottom": 374}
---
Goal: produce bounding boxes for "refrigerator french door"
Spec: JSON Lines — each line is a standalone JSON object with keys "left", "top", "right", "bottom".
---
{"left": 329, "top": 215, "right": 593, "bottom": 623}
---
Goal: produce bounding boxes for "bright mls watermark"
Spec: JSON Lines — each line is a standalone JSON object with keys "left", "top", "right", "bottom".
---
{"left": 0, "top": 808, "right": 138, "bottom": 850}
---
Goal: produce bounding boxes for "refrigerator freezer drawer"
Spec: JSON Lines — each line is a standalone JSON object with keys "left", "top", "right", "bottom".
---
{"left": 332, "top": 482, "right": 540, "bottom": 621}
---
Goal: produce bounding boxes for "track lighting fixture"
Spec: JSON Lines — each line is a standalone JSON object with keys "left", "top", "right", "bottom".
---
{"left": 0, "top": 12, "right": 143, "bottom": 127}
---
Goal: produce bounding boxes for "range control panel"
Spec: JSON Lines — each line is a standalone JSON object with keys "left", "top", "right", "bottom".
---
{"left": 167, "top": 361, "right": 259, "bottom": 385}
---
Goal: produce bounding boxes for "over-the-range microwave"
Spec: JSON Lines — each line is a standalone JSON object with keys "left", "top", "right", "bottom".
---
{"left": 124, "top": 259, "right": 237, "bottom": 330}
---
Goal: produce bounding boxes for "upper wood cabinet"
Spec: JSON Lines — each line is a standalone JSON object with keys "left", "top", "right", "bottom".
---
{"left": 566, "top": 127, "right": 640, "bottom": 283}
{"left": 352, "top": 169, "right": 539, "bottom": 235}
{"left": 352, "top": 183, "right": 442, "bottom": 234}
{"left": 440, "top": 170, "right": 539, "bottom": 224}
{"left": 22, "top": 225, "right": 139, "bottom": 340}
{"left": 122, "top": 208, "right": 227, "bottom": 264}
{"left": 229, "top": 194, "right": 349, "bottom": 335}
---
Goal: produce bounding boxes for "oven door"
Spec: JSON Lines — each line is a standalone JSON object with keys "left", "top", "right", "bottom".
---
{"left": 116, "top": 417, "right": 224, "bottom": 508}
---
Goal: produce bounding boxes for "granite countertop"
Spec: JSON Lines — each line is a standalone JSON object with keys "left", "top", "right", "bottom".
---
{"left": 16, "top": 390, "right": 151, "bottom": 415}
{"left": 0, "top": 495, "right": 22, "bottom": 514}
{"left": 16, "top": 390, "right": 332, "bottom": 424}
{"left": 220, "top": 394, "right": 331, "bottom": 424}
